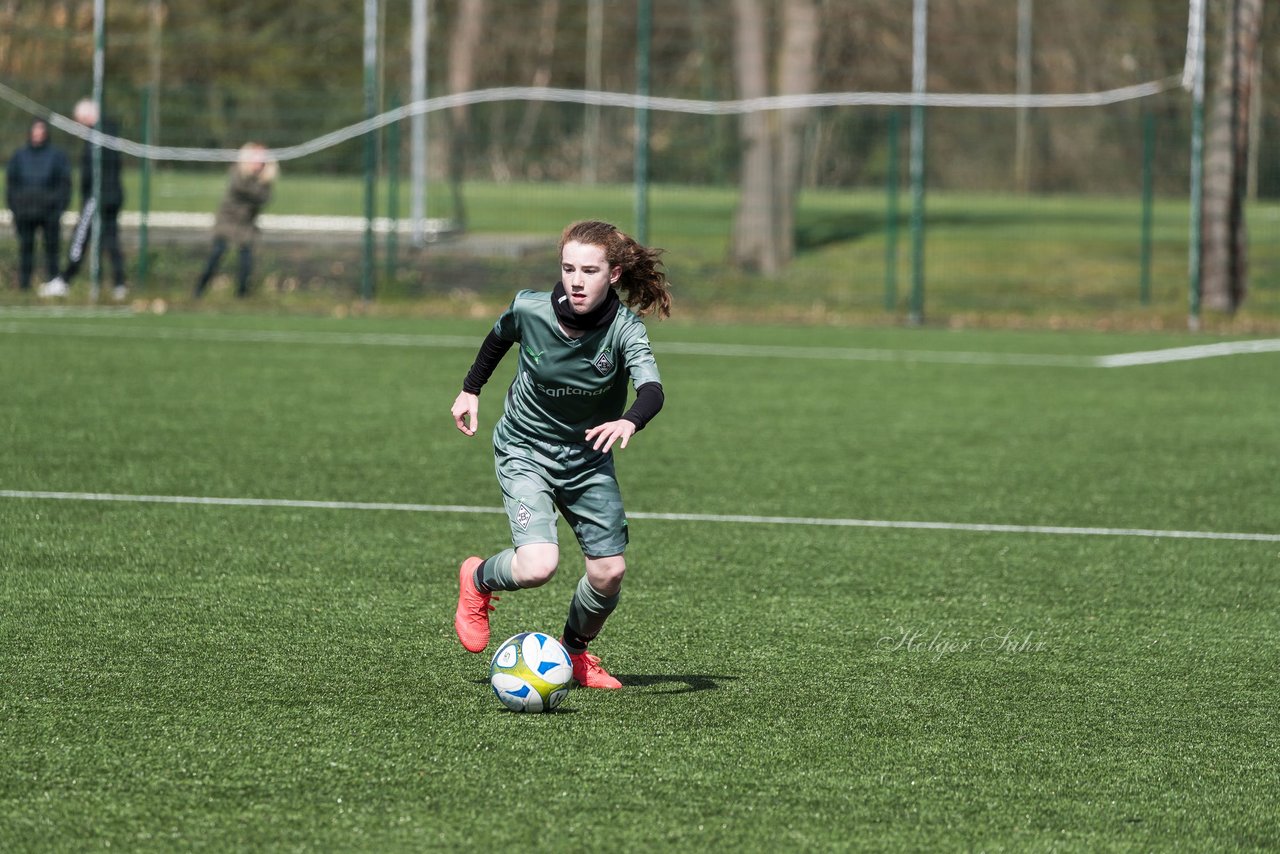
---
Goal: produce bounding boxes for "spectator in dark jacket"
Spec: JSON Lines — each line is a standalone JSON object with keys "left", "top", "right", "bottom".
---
{"left": 6, "top": 119, "right": 71, "bottom": 292}
{"left": 41, "top": 98, "right": 127, "bottom": 299}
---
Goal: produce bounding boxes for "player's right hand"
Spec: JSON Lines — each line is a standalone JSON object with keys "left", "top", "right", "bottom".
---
{"left": 451, "top": 391, "right": 479, "bottom": 436}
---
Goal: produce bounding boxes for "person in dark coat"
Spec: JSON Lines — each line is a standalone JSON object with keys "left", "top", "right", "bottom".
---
{"left": 6, "top": 119, "right": 71, "bottom": 292}
{"left": 43, "top": 98, "right": 127, "bottom": 299}
{"left": 194, "top": 143, "right": 278, "bottom": 299}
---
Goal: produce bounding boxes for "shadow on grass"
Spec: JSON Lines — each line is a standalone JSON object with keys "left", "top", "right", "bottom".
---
{"left": 617, "top": 673, "right": 739, "bottom": 694}
{"left": 794, "top": 209, "right": 1040, "bottom": 252}
{"left": 473, "top": 674, "right": 739, "bottom": 694}
{"left": 794, "top": 213, "right": 885, "bottom": 250}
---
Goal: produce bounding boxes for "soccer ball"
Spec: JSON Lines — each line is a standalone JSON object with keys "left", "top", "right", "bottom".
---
{"left": 489, "top": 632, "right": 574, "bottom": 713}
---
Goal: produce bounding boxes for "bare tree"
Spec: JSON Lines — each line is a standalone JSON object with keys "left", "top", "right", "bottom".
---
{"left": 730, "top": 0, "right": 819, "bottom": 274}
{"left": 447, "top": 0, "right": 486, "bottom": 229}
{"left": 513, "top": 0, "right": 561, "bottom": 155}
{"left": 730, "top": 0, "right": 778, "bottom": 273}
{"left": 147, "top": 0, "right": 166, "bottom": 144}
{"left": 775, "top": 0, "right": 819, "bottom": 267}
{"left": 1201, "top": 0, "right": 1262, "bottom": 313}
{"left": 582, "top": 0, "right": 603, "bottom": 183}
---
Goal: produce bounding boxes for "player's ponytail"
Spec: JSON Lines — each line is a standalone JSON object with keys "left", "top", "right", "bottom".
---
{"left": 560, "top": 220, "right": 672, "bottom": 319}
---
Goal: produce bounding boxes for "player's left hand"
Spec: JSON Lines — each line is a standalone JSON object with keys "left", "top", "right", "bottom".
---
{"left": 585, "top": 419, "right": 636, "bottom": 453}
{"left": 451, "top": 390, "right": 480, "bottom": 436}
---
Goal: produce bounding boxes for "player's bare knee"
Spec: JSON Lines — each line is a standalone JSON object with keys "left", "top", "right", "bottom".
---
{"left": 522, "top": 559, "right": 558, "bottom": 586}
{"left": 586, "top": 555, "right": 626, "bottom": 594}
{"left": 513, "top": 545, "right": 559, "bottom": 587}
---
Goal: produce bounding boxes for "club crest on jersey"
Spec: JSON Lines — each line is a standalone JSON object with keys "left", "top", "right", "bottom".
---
{"left": 515, "top": 502, "right": 532, "bottom": 531}
{"left": 592, "top": 350, "right": 614, "bottom": 376}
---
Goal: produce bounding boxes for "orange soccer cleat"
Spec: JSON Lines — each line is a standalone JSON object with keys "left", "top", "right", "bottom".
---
{"left": 454, "top": 556, "right": 497, "bottom": 653}
{"left": 569, "top": 650, "right": 622, "bottom": 690}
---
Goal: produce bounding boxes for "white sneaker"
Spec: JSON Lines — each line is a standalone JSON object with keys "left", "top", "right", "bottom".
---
{"left": 38, "top": 277, "right": 69, "bottom": 298}
{"left": 112, "top": 285, "right": 128, "bottom": 302}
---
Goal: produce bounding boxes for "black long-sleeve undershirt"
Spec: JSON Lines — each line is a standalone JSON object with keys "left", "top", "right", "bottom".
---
{"left": 620, "top": 381, "right": 664, "bottom": 431}
{"left": 461, "top": 330, "right": 513, "bottom": 395}
{"left": 459, "top": 330, "right": 665, "bottom": 431}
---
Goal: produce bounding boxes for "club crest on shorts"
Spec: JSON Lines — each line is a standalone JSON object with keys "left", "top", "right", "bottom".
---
{"left": 592, "top": 350, "right": 614, "bottom": 376}
{"left": 515, "top": 502, "right": 532, "bottom": 531}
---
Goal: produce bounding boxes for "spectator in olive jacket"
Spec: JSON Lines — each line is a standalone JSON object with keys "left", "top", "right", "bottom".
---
{"left": 194, "top": 142, "right": 278, "bottom": 299}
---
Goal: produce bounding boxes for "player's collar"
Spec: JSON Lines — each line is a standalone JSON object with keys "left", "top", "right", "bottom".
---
{"left": 552, "top": 281, "right": 619, "bottom": 331}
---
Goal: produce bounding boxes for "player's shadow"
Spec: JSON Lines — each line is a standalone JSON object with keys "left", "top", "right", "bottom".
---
{"left": 472, "top": 674, "right": 737, "bottom": 695}
{"left": 616, "top": 673, "right": 738, "bottom": 694}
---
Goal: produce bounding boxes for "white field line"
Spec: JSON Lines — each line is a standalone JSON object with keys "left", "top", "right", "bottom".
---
{"left": 0, "top": 306, "right": 134, "bottom": 318}
{"left": 3, "top": 489, "right": 1278, "bottom": 543}
{"left": 653, "top": 340, "right": 1094, "bottom": 367}
{"left": 0, "top": 322, "right": 480, "bottom": 349}
{"left": 1, "top": 318, "right": 1278, "bottom": 369}
{"left": 0, "top": 209, "right": 456, "bottom": 236}
{"left": 0, "top": 319, "right": 1091, "bottom": 366}
{"left": 1095, "top": 338, "right": 1280, "bottom": 367}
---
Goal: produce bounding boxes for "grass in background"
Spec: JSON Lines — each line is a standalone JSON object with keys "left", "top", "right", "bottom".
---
{"left": 1, "top": 312, "right": 1277, "bottom": 850}
{"left": 5, "top": 169, "right": 1273, "bottom": 327}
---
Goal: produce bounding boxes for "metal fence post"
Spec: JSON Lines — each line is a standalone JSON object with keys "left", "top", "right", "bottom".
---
{"left": 885, "top": 110, "right": 900, "bottom": 312}
{"left": 138, "top": 85, "right": 152, "bottom": 289}
{"left": 1140, "top": 111, "right": 1154, "bottom": 305}
{"left": 633, "top": 0, "right": 652, "bottom": 244}
{"left": 386, "top": 95, "right": 400, "bottom": 284}
{"left": 361, "top": 0, "right": 379, "bottom": 302}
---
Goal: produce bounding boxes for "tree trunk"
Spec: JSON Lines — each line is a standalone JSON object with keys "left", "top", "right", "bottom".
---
{"left": 582, "top": 0, "right": 604, "bottom": 183}
{"left": 775, "top": 0, "right": 819, "bottom": 266}
{"left": 147, "top": 0, "right": 166, "bottom": 146}
{"left": 1201, "top": 0, "right": 1262, "bottom": 313}
{"left": 447, "top": 0, "right": 486, "bottom": 230}
{"left": 730, "top": 0, "right": 778, "bottom": 274}
{"left": 514, "top": 0, "right": 560, "bottom": 157}
{"left": 731, "top": 0, "right": 819, "bottom": 274}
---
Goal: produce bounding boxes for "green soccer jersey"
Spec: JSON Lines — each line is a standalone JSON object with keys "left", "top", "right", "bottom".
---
{"left": 491, "top": 289, "right": 661, "bottom": 445}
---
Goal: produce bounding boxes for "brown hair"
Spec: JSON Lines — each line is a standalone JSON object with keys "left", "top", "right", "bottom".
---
{"left": 559, "top": 220, "right": 671, "bottom": 319}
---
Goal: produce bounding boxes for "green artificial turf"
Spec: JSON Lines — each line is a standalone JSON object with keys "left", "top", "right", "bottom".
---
{"left": 1, "top": 311, "right": 1277, "bottom": 850}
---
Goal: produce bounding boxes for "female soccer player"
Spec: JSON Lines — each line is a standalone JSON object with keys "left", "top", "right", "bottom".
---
{"left": 450, "top": 220, "right": 671, "bottom": 690}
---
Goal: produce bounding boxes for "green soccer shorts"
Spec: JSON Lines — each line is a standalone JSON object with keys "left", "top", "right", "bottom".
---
{"left": 492, "top": 431, "right": 629, "bottom": 558}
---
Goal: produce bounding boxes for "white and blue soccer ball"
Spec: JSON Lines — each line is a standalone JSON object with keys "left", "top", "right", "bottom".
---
{"left": 489, "top": 632, "right": 574, "bottom": 713}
